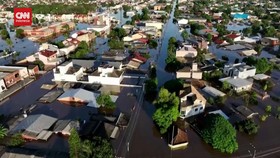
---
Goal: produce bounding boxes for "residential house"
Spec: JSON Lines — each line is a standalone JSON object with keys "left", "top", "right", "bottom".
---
{"left": 261, "top": 37, "right": 279, "bottom": 46}
{"left": 178, "top": 19, "right": 188, "bottom": 27}
{"left": 57, "top": 88, "right": 117, "bottom": 107}
{"left": 87, "top": 11, "right": 111, "bottom": 34}
{"left": 176, "top": 44, "right": 197, "bottom": 58}
{"left": 26, "top": 49, "right": 64, "bottom": 66}
{"left": 223, "top": 63, "right": 256, "bottom": 79}
{"left": 179, "top": 85, "right": 207, "bottom": 118}
{"left": 188, "top": 18, "right": 207, "bottom": 23}
{"left": 168, "top": 126, "right": 188, "bottom": 149}
{"left": 176, "top": 63, "right": 202, "bottom": 79}
{"left": 154, "top": 3, "right": 166, "bottom": 10}
{"left": 219, "top": 77, "right": 253, "bottom": 93}
{"left": 187, "top": 37, "right": 208, "bottom": 49}
{"left": 239, "top": 49, "right": 258, "bottom": 56}
{"left": 0, "top": 70, "right": 21, "bottom": 88}
{"left": 10, "top": 114, "right": 57, "bottom": 141}
{"left": 202, "top": 86, "right": 226, "bottom": 98}
{"left": 144, "top": 21, "right": 164, "bottom": 30}
{"left": 123, "top": 32, "right": 147, "bottom": 42}
{"left": 71, "top": 30, "right": 96, "bottom": 44}
{"left": 0, "top": 66, "right": 29, "bottom": 79}
{"left": 53, "top": 61, "right": 84, "bottom": 82}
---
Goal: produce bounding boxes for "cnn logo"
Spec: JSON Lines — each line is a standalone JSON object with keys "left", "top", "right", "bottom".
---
{"left": 15, "top": 12, "right": 30, "bottom": 19}
{"left": 14, "top": 8, "right": 32, "bottom": 26}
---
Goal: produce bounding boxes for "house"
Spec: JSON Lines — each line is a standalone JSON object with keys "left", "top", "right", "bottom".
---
{"left": 178, "top": 19, "right": 188, "bottom": 26}
{"left": 235, "top": 105, "right": 258, "bottom": 118}
{"left": 261, "top": 37, "right": 279, "bottom": 46}
{"left": 188, "top": 18, "right": 207, "bottom": 23}
{"left": 0, "top": 78, "right": 6, "bottom": 93}
{"left": 0, "top": 66, "right": 29, "bottom": 79}
{"left": 223, "top": 63, "right": 256, "bottom": 79}
{"left": 219, "top": 77, "right": 253, "bottom": 93}
{"left": 10, "top": 114, "right": 58, "bottom": 141}
{"left": 123, "top": 33, "right": 147, "bottom": 42}
{"left": 6, "top": 64, "right": 39, "bottom": 76}
{"left": 187, "top": 38, "right": 208, "bottom": 49}
{"left": 144, "top": 21, "right": 164, "bottom": 30}
{"left": 202, "top": 86, "right": 226, "bottom": 98}
{"left": 176, "top": 44, "right": 197, "bottom": 58}
{"left": 176, "top": 63, "right": 202, "bottom": 79}
{"left": 57, "top": 88, "right": 117, "bottom": 108}
{"left": 0, "top": 70, "right": 21, "bottom": 88}
{"left": 53, "top": 61, "right": 124, "bottom": 86}
{"left": 154, "top": 3, "right": 166, "bottom": 11}
{"left": 71, "top": 30, "right": 96, "bottom": 43}
{"left": 239, "top": 49, "right": 258, "bottom": 57}
{"left": 26, "top": 49, "right": 64, "bottom": 66}
{"left": 179, "top": 85, "right": 207, "bottom": 118}
{"left": 168, "top": 126, "right": 188, "bottom": 149}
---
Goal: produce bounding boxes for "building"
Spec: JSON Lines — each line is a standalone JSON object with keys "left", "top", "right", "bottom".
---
{"left": 0, "top": 78, "right": 6, "bottom": 93}
{"left": 0, "top": 66, "right": 29, "bottom": 79}
{"left": 202, "top": 86, "right": 226, "bottom": 98}
{"left": 6, "top": 64, "right": 39, "bottom": 76}
{"left": 261, "top": 37, "right": 279, "bottom": 46}
{"left": 53, "top": 60, "right": 124, "bottom": 86}
{"left": 239, "top": 49, "right": 258, "bottom": 57}
{"left": 223, "top": 63, "right": 256, "bottom": 79}
{"left": 11, "top": 114, "right": 58, "bottom": 141}
{"left": 0, "top": 70, "right": 21, "bottom": 88}
{"left": 168, "top": 126, "right": 188, "bottom": 149}
{"left": 154, "top": 3, "right": 166, "bottom": 10}
{"left": 179, "top": 85, "right": 207, "bottom": 118}
{"left": 176, "top": 44, "right": 197, "bottom": 58}
{"left": 178, "top": 19, "right": 188, "bottom": 26}
{"left": 58, "top": 88, "right": 117, "bottom": 107}
{"left": 219, "top": 77, "right": 253, "bottom": 93}
{"left": 26, "top": 49, "right": 64, "bottom": 66}
{"left": 187, "top": 38, "right": 208, "bottom": 49}
{"left": 176, "top": 63, "right": 202, "bottom": 79}
{"left": 71, "top": 30, "right": 96, "bottom": 44}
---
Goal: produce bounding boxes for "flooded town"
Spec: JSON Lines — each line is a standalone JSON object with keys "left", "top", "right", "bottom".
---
{"left": 0, "top": 0, "right": 279, "bottom": 157}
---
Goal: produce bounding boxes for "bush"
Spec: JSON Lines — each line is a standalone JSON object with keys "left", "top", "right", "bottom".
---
{"left": 236, "top": 119, "right": 259, "bottom": 135}
{"left": 8, "top": 133, "right": 25, "bottom": 147}
{"left": 260, "top": 114, "right": 268, "bottom": 122}
{"left": 265, "top": 105, "right": 272, "bottom": 113}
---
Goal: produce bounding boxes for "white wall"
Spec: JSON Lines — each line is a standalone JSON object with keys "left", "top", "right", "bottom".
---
{"left": 88, "top": 75, "right": 123, "bottom": 85}
{"left": 176, "top": 50, "right": 197, "bottom": 58}
{"left": 0, "top": 66, "right": 29, "bottom": 79}
{"left": 0, "top": 79, "right": 6, "bottom": 93}
{"left": 234, "top": 84, "right": 252, "bottom": 93}
{"left": 181, "top": 104, "right": 204, "bottom": 118}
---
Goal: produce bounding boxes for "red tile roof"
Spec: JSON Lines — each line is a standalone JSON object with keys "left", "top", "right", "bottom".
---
{"left": 213, "top": 37, "right": 224, "bottom": 44}
{"left": 226, "top": 34, "right": 239, "bottom": 39}
{"left": 40, "top": 50, "right": 57, "bottom": 57}
{"left": 132, "top": 52, "right": 147, "bottom": 62}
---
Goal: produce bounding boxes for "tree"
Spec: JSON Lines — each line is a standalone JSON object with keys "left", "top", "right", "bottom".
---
{"left": 92, "top": 137, "right": 113, "bottom": 158}
{"left": 181, "top": 30, "right": 189, "bottom": 41}
{"left": 222, "top": 81, "right": 231, "bottom": 91}
{"left": 201, "top": 114, "right": 238, "bottom": 154}
{"left": 68, "top": 129, "right": 81, "bottom": 158}
{"left": 153, "top": 88, "right": 180, "bottom": 134}
{"left": 5, "top": 38, "right": 13, "bottom": 51}
{"left": 263, "top": 26, "right": 276, "bottom": 37}
{"left": 80, "top": 140, "right": 93, "bottom": 158}
{"left": 148, "top": 40, "right": 158, "bottom": 49}
{"left": 62, "top": 24, "right": 70, "bottom": 37}
{"left": 108, "top": 39, "right": 124, "bottom": 49}
{"left": 108, "top": 28, "right": 127, "bottom": 40}
{"left": 1, "top": 29, "right": 9, "bottom": 39}
{"left": 242, "top": 27, "right": 252, "bottom": 36}
{"left": 243, "top": 57, "right": 272, "bottom": 74}
{"left": 260, "top": 114, "right": 268, "bottom": 121}
{"left": 7, "top": 133, "right": 25, "bottom": 146}
{"left": 77, "top": 41, "right": 89, "bottom": 51}
{"left": 0, "top": 125, "right": 7, "bottom": 139}
{"left": 96, "top": 93, "right": 116, "bottom": 109}
{"left": 207, "top": 33, "right": 212, "bottom": 42}
{"left": 163, "top": 79, "right": 184, "bottom": 94}
{"left": 236, "top": 119, "right": 259, "bottom": 135}
{"left": 265, "top": 105, "right": 272, "bottom": 113}
{"left": 122, "top": 5, "right": 131, "bottom": 12}
{"left": 15, "top": 29, "right": 25, "bottom": 39}
{"left": 33, "top": 17, "right": 39, "bottom": 24}
{"left": 34, "top": 60, "right": 45, "bottom": 70}
{"left": 168, "top": 37, "right": 177, "bottom": 45}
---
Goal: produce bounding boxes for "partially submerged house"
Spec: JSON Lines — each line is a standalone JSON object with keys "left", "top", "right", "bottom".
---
{"left": 223, "top": 63, "right": 256, "bottom": 79}
{"left": 168, "top": 126, "right": 188, "bottom": 150}
{"left": 219, "top": 77, "right": 253, "bottom": 93}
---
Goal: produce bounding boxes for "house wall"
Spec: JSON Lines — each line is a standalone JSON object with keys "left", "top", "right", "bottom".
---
{"left": 0, "top": 66, "right": 29, "bottom": 79}
{"left": 0, "top": 79, "right": 6, "bottom": 93}
{"left": 53, "top": 67, "right": 83, "bottom": 82}
{"left": 176, "top": 72, "right": 191, "bottom": 78}
{"left": 180, "top": 104, "right": 204, "bottom": 118}
{"left": 145, "top": 22, "right": 163, "bottom": 30}
{"left": 224, "top": 65, "right": 256, "bottom": 79}
{"left": 28, "top": 66, "right": 39, "bottom": 76}
{"left": 233, "top": 84, "right": 252, "bottom": 93}
{"left": 88, "top": 75, "right": 123, "bottom": 85}
{"left": 192, "top": 71, "right": 202, "bottom": 79}
{"left": 3, "top": 71, "right": 21, "bottom": 88}
{"left": 57, "top": 97, "right": 86, "bottom": 103}
{"left": 176, "top": 50, "right": 197, "bottom": 58}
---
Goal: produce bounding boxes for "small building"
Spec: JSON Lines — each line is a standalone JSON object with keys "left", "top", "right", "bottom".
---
{"left": 176, "top": 44, "right": 197, "bottom": 58}
{"left": 219, "top": 77, "right": 253, "bottom": 93}
{"left": 0, "top": 66, "right": 29, "bottom": 79}
{"left": 239, "top": 49, "right": 258, "bottom": 56}
{"left": 178, "top": 19, "right": 188, "bottom": 26}
{"left": 11, "top": 114, "right": 57, "bottom": 141}
{"left": 179, "top": 85, "right": 207, "bottom": 118}
{"left": 261, "top": 37, "right": 279, "bottom": 46}
{"left": 0, "top": 70, "right": 21, "bottom": 88}
{"left": 168, "top": 126, "right": 188, "bottom": 149}
{"left": 235, "top": 105, "right": 258, "bottom": 118}
{"left": 202, "top": 86, "right": 226, "bottom": 98}
{"left": 223, "top": 63, "right": 256, "bottom": 79}
{"left": 176, "top": 63, "right": 202, "bottom": 79}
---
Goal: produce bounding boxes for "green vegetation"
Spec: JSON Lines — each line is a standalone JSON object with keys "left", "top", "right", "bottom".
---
{"left": 1, "top": 29, "right": 9, "bottom": 39}
{"left": 202, "top": 70, "right": 223, "bottom": 82}
{"left": 222, "top": 81, "right": 231, "bottom": 91}
{"left": 265, "top": 105, "right": 272, "bottom": 113}
{"left": 0, "top": 125, "right": 7, "bottom": 139}
{"left": 8, "top": 133, "right": 25, "bottom": 147}
{"left": 108, "top": 39, "right": 124, "bottom": 49}
{"left": 71, "top": 41, "right": 90, "bottom": 58}
{"left": 15, "top": 29, "right": 25, "bottom": 39}
{"left": 190, "top": 22, "right": 205, "bottom": 35}
{"left": 69, "top": 129, "right": 81, "bottom": 158}
{"left": 5, "top": 38, "right": 13, "bottom": 51}
{"left": 108, "top": 28, "right": 127, "bottom": 40}
{"left": 236, "top": 119, "right": 259, "bottom": 135}
{"left": 34, "top": 60, "right": 45, "bottom": 70}
{"left": 145, "top": 66, "right": 158, "bottom": 101}
{"left": 200, "top": 114, "right": 238, "bottom": 154}
{"left": 153, "top": 88, "right": 180, "bottom": 134}
{"left": 181, "top": 30, "right": 189, "bottom": 41}
{"left": 165, "top": 5, "right": 172, "bottom": 13}
{"left": 130, "top": 8, "right": 150, "bottom": 24}
{"left": 51, "top": 41, "right": 65, "bottom": 48}
{"left": 96, "top": 93, "right": 116, "bottom": 109}
{"left": 260, "top": 114, "right": 269, "bottom": 122}
{"left": 31, "top": 4, "right": 97, "bottom": 14}
{"left": 148, "top": 40, "right": 158, "bottom": 49}
{"left": 163, "top": 79, "right": 184, "bottom": 94}
{"left": 122, "top": 5, "right": 132, "bottom": 12}
{"left": 165, "top": 37, "right": 181, "bottom": 72}
{"left": 243, "top": 57, "right": 273, "bottom": 74}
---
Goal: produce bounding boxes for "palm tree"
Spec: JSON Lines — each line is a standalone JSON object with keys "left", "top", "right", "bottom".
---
{"left": 0, "top": 125, "right": 8, "bottom": 139}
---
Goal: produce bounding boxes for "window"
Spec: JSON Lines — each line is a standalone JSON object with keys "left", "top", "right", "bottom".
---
{"left": 195, "top": 108, "right": 198, "bottom": 112}
{"left": 200, "top": 107, "right": 203, "bottom": 110}
{"left": 15, "top": 73, "right": 19, "bottom": 78}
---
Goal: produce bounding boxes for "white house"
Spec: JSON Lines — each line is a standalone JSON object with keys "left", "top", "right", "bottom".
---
{"left": 176, "top": 44, "right": 197, "bottom": 58}
{"left": 219, "top": 77, "right": 253, "bottom": 93}
{"left": 176, "top": 63, "right": 202, "bottom": 79}
{"left": 144, "top": 21, "right": 164, "bottom": 30}
{"left": 179, "top": 85, "right": 207, "bottom": 118}
{"left": 223, "top": 63, "right": 256, "bottom": 79}
{"left": 88, "top": 65, "right": 124, "bottom": 85}
{"left": 178, "top": 19, "right": 188, "bottom": 26}
{"left": 53, "top": 61, "right": 84, "bottom": 82}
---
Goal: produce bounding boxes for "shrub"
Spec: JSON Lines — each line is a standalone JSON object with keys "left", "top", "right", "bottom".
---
{"left": 265, "top": 105, "right": 272, "bottom": 113}
{"left": 260, "top": 114, "right": 268, "bottom": 122}
{"left": 236, "top": 119, "right": 259, "bottom": 135}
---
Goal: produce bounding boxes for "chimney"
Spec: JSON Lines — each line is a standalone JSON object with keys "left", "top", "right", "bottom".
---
{"left": 192, "top": 63, "right": 198, "bottom": 71}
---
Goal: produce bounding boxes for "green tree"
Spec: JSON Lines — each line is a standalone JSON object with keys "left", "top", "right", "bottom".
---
{"left": 254, "top": 44, "right": 263, "bottom": 55}
{"left": 71, "top": 49, "right": 88, "bottom": 58}
{"left": 34, "top": 60, "right": 45, "bottom": 70}
{"left": 109, "top": 28, "right": 127, "bottom": 39}
{"left": 148, "top": 40, "right": 158, "bottom": 49}
{"left": 260, "top": 114, "right": 268, "bottom": 121}
{"left": 96, "top": 93, "right": 116, "bottom": 109}
{"left": 168, "top": 37, "right": 177, "bottom": 45}
{"left": 265, "top": 105, "right": 272, "bottom": 113}
{"left": 236, "top": 119, "right": 259, "bottom": 135}
{"left": 108, "top": 39, "right": 124, "bottom": 49}
{"left": 5, "top": 38, "right": 13, "bottom": 51}
{"left": 15, "top": 29, "right": 25, "bottom": 39}
{"left": 0, "top": 125, "right": 7, "bottom": 139}
{"left": 7, "top": 133, "right": 25, "bottom": 146}
{"left": 153, "top": 88, "right": 180, "bottom": 134}
{"left": 77, "top": 41, "right": 89, "bottom": 51}
{"left": 80, "top": 140, "right": 93, "bottom": 158}
{"left": 207, "top": 33, "right": 212, "bottom": 42}
{"left": 92, "top": 137, "right": 113, "bottom": 158}
{"left": 201, "top": 114, "right": 238, "bottom": 153}
{"left": 222, "top": 81, "right": 231, "bottom": 91}
{"left": 181, "top": 30, "right": 189, "bottom": 41}
{"left": 163, "top": 79, "right": 184, "bottom": 94}
{"left": 242, "top": 27, "right": 252, "bottom": 36}
{"left": 69, "top": 129, "right": 81, "bottom": 158}
{"left": 122, "top": 5, "right": 131, "bottom": 12}
{"left": 1, "top": 29, "right": 9, "bottom": 39}
{"left": 33, "top": 17, "right": 39, "bottom": 24}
